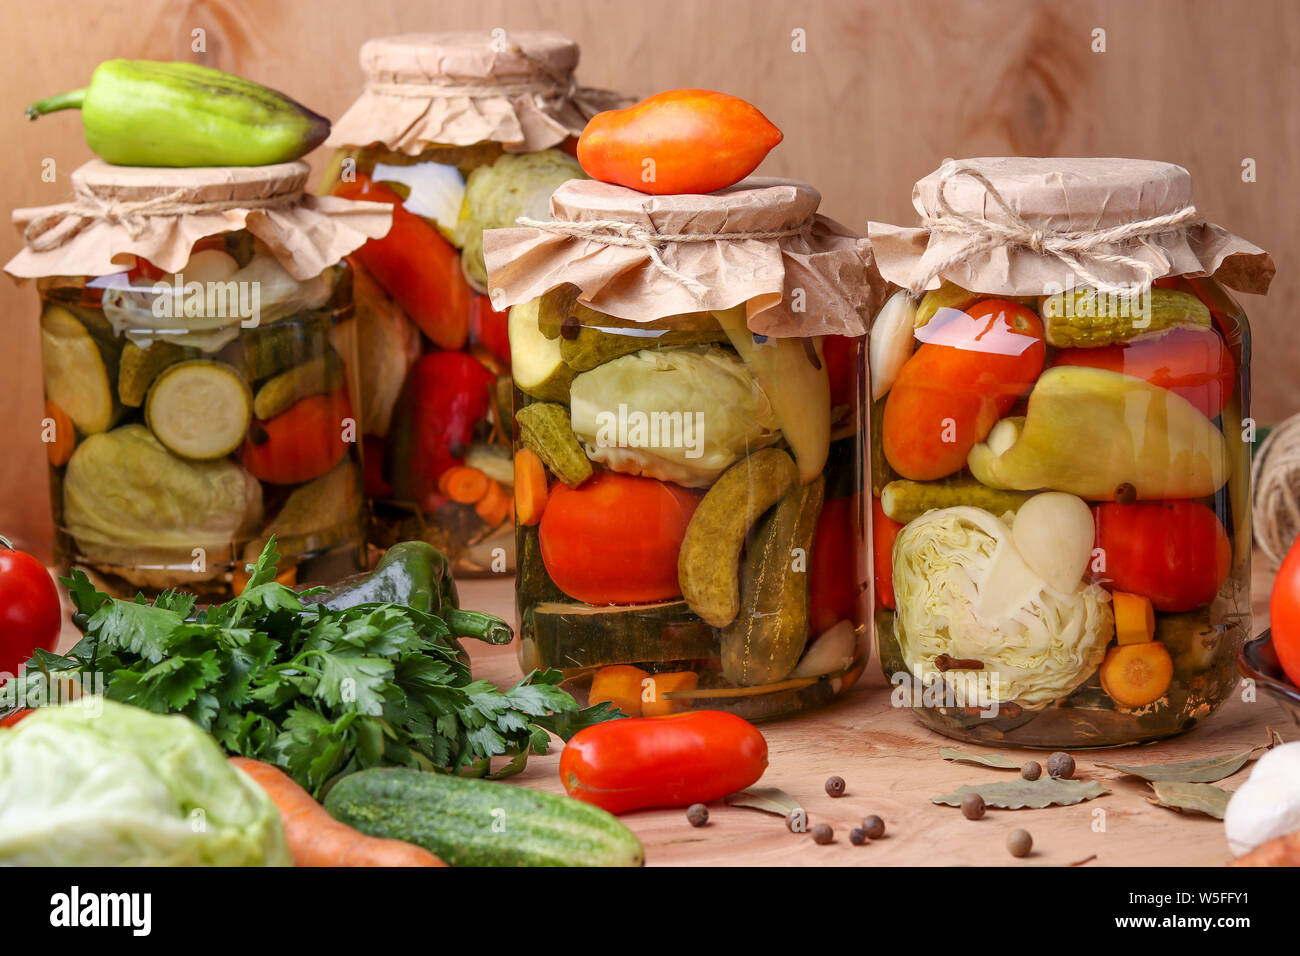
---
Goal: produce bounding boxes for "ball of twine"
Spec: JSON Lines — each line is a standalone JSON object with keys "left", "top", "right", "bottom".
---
{"left": 1252, "top": 413, "right": 1300, "bottom": 568}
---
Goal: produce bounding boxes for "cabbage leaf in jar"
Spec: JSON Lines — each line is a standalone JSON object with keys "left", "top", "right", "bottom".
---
{"left": 893, "top": 505, "right": 1114, "bottom": 709}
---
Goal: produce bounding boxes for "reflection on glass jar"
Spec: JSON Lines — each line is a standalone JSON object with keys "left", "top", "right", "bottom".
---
{"left": 38, "top": 232, "right": 365, "bottom": 598}
{"left": 872, "top": 277, "right": 1253, "bottom": 747}
{"left": 318, "top": 143, "right": 584, "bottom": 575}
{"left": 513, "top": 289, "right": 870, "bottom": 721}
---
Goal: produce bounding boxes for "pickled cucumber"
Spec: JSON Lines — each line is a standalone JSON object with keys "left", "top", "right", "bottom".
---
{"left": 915, "top": 281, "right": 980, "bottom": 329}
{"left": 145, "top": 360, "right": 252, "bottom": 460}
{"left": 722, "top": 475, "right": 825, "bottom": 686}
{"left": 243, "top": 317, "right": 329, "bottom": 381}
{"left": 531, "top": 600, "right": 717, "bottom": 669}
{"left": 40, "top": 304, "right": 119, "bottom": 435}
{"left": 1040, "top": 287, "right": 1212, "bottom": 347}
{"left": 118, "top": 341, "right": 192, "bottom": 407}
{"left": 242, "top": 459, "right": 363, "bottom": 563}
{"left": 560, "top": 323, "right": 727, "bottom": 372}
{"left": 510, "top": 298, "right": 574, "bottom": 402}
{"left": 515, "top": 402, "right": 592, "bottom": 487}
{"left": 678, "top": 448, "right": 800, "bottom": 627}
{"left": 880, "top": 479, "right": 1034, "bottom": 524}
{"left": 252, "top": 351, "right": 345, "bottom": 420}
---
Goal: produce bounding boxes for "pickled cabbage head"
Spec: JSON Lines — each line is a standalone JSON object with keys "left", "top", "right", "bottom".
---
{"left": 892, "top": 505, "right": 1114, "bottom": 709}
{"left": 63, "top": 424, "right": 263, "bottom": 587}
{"left": 453, "top": 149, "right": 586, "bottom": 287}
{"left": 568, "top": 346, "right": 782, "bottom": 488}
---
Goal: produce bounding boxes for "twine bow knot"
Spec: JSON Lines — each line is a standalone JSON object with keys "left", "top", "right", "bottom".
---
{"left": 912, "top": 162, "right": 1202, "bottom": 296}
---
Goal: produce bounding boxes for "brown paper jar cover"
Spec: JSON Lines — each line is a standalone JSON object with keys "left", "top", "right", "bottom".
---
{"left": 325, "top": 31, "right": 623, "bottom": 155}
{"left": 5, "top": 160, "right": 392, "bottom": 281}
{"left": 483, "top": 177, "right": 880, "bottom": 337}
{"left": 868, "top": 157, "right": 1275, "bottom": 296}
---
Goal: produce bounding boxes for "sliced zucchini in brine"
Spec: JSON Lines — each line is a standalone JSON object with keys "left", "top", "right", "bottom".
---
{"left": 40, "top": 304, "right": 116, "bottom": 434}
{"left": 145, "top": 360, "right": 252, "bottom": 460}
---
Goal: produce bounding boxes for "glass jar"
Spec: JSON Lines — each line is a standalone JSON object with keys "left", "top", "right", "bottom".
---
{"left": 36, "top": 235, "right": 365, "bottom": 598}
{"left": 489, "top": 178, "right": 876, "bottom": 721}
{"left": 320, "top": 32, "right": 619, "bottom": 575}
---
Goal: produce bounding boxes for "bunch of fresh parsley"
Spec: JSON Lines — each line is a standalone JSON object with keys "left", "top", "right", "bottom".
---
{"left": 28, "top": 540, "right": 619, "bottom": 795}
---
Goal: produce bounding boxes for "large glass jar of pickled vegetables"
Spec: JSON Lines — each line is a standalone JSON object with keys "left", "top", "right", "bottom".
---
{"left": 485, "top": 178, "right": 878, "bottom": 720}
{"left": 319, "top": 31, "right": 623, "bottom": 575}
{"left": 5, "top": 160, "right": 392, "bottom": 598}
{"left": 867, "top": 158, "right": 1276, "bottom": 747}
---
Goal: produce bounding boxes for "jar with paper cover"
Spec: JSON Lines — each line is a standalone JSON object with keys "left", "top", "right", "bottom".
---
{"left": 868, "top": 157, "right": 1275, "bottom": 747}
{"left": 319, "top": 31, "right": 626, "bottom": 575}
{"left": 486, "top": 177, "right": 878, "bottom": 720}
{"left": 5, "top": 160, "right": 392, "bottom": 598}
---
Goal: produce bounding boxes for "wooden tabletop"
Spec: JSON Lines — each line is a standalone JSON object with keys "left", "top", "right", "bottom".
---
{"left": 51, "top": 554, "right": 1295, "bottom": 867}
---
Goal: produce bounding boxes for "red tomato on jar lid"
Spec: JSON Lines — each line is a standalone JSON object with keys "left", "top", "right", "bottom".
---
{"left": 539, "top": 472, "right": 700, "bottom": 605}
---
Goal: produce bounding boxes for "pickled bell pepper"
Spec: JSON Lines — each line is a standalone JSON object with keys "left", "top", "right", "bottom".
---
{"left": 332, "top": 173, "right": 471, "bottom": 351}
{"left": 387, "top": 351, "right": 495, "bottom": 512}
{"left": 241, "top": 389, "right": 352, "bottom": 486}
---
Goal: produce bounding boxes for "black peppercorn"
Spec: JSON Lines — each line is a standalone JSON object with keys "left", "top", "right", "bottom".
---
{"left": 1114, "top": 482, "right": 1137, "bottom": 505}
{"left": 825, "top": 775, "right": 846, "bottom": 798}
{"left": 447, "top": 440, "right": 467, "bottom": 460}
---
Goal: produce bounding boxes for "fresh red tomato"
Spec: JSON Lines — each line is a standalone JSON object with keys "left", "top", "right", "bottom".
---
{"left": 1093, "top": 500, "right": 1231, "bottom": 612}
{"left": 1269, "top": 537, "right": 1300, "bottom": 688}
{"left": 872, "top": 497, "right": 903, "bottom": 611}
{"left": 0, "top": 709, "right": 32, "bottom": 728}
{"left": 1051, "top": 325, "right": 1234, "bottom": 419}
{"left": 470, "top": 294, "right": 511, "bottom": 368}
{"left": 809, "top": 494, "right": 866, "bottom": 633}
{"left": 883, "top": 300, "right": 1045, "bottom": 480}
{"left": 560, "top": 710, "right": 768, "bottom": 814}
{"left": 241, "top": 389, "right": 353, "bottom": 486}
{"left": 0, "top": 538, "right": 62, "bottom": 680}
{"left": 540, "top": 472, "right": 701, "bottom": 604}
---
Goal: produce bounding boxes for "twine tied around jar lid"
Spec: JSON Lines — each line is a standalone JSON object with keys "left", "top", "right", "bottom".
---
{"left": 912, "top": 161, "right": 1201, "bottom": 297}
{"left": 22, "top": 176, "right": 305, "bottom": 251}
{"left": 514, "top": 214, "right": 816, "bottom": 297}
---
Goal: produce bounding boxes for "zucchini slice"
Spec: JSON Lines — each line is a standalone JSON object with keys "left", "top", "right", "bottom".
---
{"left": 40, "top": 305, "right": 116, "bottom": 435}
{"left": 145, "top": 359, "right": 252, "bottom": 460}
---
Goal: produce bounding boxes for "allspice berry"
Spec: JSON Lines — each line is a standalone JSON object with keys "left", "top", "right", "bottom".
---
{"left": 1047, "top": 752, "right": 1076, "bottom": 779}
{"left": 825, "top": 775, "right": 846, "bottom": 798}
{"left": 961, "top": 793, "right": 986, "bottom": 820}
{"left": 849, "top": 827, "right": 868, "bottom": 846}
{"left": 686, "top": 803, "right": 709, "bottom": 827}
{"left": 1007, "top": 828, "right": 1034, "bottom": 858}
{"left": 1021, "top": 760, "right": 1042, "bottom": 781}
{"left": 811, "top": 823, "right": 834, "bottom": 845}
{"left": 861, "top": 815, "right": 886, "bottom": 839}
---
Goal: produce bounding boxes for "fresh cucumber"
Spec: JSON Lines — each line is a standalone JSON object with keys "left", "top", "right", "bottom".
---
{"left": 145, "top": 359, "right": 252, "bottom": 460}
{"left": 324, "top": 768, "right": 644, "bottom": 867}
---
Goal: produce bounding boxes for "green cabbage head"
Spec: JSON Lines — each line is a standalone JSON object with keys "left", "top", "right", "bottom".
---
{"left": 0, "top": 698, "right": 290, "bottom": 866}
{"left": 893, "top": 506, "right": 1113, "bottom": 709}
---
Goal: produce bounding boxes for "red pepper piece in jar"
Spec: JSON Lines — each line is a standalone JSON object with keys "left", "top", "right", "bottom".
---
{"left": 870, "top": 496, "right": 903, "bottom": 612}
{"left": 386, "top": 351, "right": 496, "bottom": 513}
{"left": 241, "top": 389, "right": 353, "bottom": 486}
{"left": 361, "top": 435, "right": 393, "bottom": 498}
{"left": 559, "top": 710, "right": 768, "bottom": 814}
{"left": 332, "top": 173, "right": 471, "bottom": 351}
{"left": 809, "top": 493, "right": 866, "bottom": 632}
{"left": 469, "top": 293, "right": 511, "bottom": 368}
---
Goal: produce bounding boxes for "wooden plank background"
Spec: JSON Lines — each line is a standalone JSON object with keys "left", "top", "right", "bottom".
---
{"left": 2, "top": 0, "right": 1297, "bottom": 558}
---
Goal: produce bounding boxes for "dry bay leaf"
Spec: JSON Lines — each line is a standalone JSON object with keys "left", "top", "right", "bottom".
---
{"left": 1096, "top": 749, "right": 1254, "bottom": 784}
{"left": 1146, "top": 781, "right": 1232, "bottom": 819}
{"left": 932, "top": 778, "right": 1108, "bottom": 809}
{"left": 939, "top": 747, "right": 1021, "bottom": 769}
{"left": 725, "top": 787, "right": 802, "bottom": 816}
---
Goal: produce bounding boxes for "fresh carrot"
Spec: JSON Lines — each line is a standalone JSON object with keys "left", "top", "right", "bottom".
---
{"left": 441, "top": 466, "right": 491, "bottom": 504}
{"left": 44, "top": 399, "right": 75, "bottom": 467}
{"left": 229, "top": 757, "right": 447, "bottom": 867}
{"left": 474, "top": 479, "right": 510, "bottom": 526}
{"left": 514, "top": 448, "right": 549, "bottom": 526}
